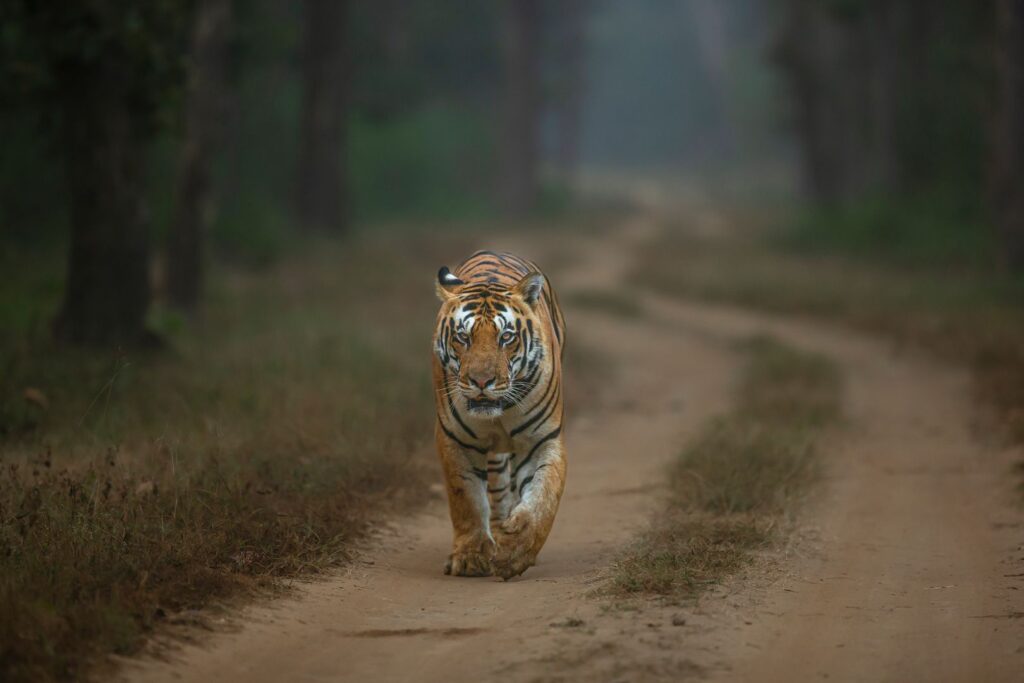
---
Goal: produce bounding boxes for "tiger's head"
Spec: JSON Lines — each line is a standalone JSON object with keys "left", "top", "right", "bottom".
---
{"left": 434, "top": 266, "right": 546, "bottom": 418}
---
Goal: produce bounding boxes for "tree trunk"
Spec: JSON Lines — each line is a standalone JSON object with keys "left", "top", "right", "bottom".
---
{"left": 53, "top": 63, "right": 152, "bottom": 346}
{"left": 500, "top": 0, "right": 543, "bottom": 215}
{"left": 772, "top": 0, "right": 842, "bottom": 203}
{"left": 168, "top": 0, "right": 232, "bottom": 311}
{"left": 994, "top": 0, "right": 1024, "bottom": 271}
{"left": 689, "top": 0, "right": 735, "bottom": 161}
{"left": 553, "top": 0, "right": 585, "bottom": 184}
{"left": 295, "top": 0, "right": 349, "bottom": 233}
{"left": 899, "top": 0, "right": 937, "bottom": 195}
{"left": 865, "top": 1, "right": 903, "bottom": 194}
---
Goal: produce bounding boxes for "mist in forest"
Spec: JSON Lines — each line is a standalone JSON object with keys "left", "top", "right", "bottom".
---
{"left": 580, "top": 0, "right": 782, "bottom": 172}
{"left": 0, "top": 0, "right": 1021, "bottom": 341}
{"left": 4, "top": 4, "right": 1024, "bottom": 679}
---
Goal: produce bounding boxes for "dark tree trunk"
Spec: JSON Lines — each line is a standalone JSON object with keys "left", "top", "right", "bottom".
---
{"left": 689, "top": 0, "right": 736, "bottom": 161}
{"left": 53, "top": 63, "right": 152, "bottom": 346}
{"left": 994, "top": 0, "right": 1024, "bottom": 271}
{"left": 899, "top": 0, "right": 937, "bottom": 195}
{"left": 865, "top": 1, "right": 905, "bottom": 194}
{"left": 296, "top": 0, "right": 349, "bottom": 233}
{"left": 773, "top": 0, "right": 842, "bottom": 203}
{"left": 553, "top": 0, "right": 585, "bottom": 183}
{"left": 500, "top": 0, "right": 543, "bottom": 215}
{"left": 168, "top": 0, "right": 232, "bottom": 311}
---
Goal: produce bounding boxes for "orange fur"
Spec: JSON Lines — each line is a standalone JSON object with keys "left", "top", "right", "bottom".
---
{"left": 432, "top": 251, "right": 567, "bottom": 579}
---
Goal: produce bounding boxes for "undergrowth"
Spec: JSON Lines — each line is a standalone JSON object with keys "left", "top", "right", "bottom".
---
{"left": 636, "top": 222, "right": 1024, "bottom": 446}
{"left": 0, "top": 233, "right": 469, "bottom": 681}
{"left": 610, "top": 337, "right": 840, "bottom": 596}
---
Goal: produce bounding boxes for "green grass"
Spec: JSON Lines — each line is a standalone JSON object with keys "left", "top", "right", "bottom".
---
{"left": 780, "top": 195, "right": 995, "bottom": 269}
{"left": 0, "top": 231, "right": 479, "bottom": 682}
{"left": 610, "top": 337, "right": 840, "bottom": 596}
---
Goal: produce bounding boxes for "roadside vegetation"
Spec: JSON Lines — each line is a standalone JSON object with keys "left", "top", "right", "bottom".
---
{"left": 0, "top": 210, "right": 610, "bottom": 682}
{"left": 610, "top": 336, "right": 840, "bottom": 596}
{"left": 636, "top": 209, "right": 1024, "bottom": 455}
{"left": 0, "top": 231, "right": 472, "bottom": 682}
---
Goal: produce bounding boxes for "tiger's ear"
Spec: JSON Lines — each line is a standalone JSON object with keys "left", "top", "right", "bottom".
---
{"left": 435, "top": 266, "right": 464, "bottom": 302}
{"left": 513, "top": 271, "right": 545, "bottom": 307}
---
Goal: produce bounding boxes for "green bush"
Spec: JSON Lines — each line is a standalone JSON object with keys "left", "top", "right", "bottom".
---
{"left": 780, "top": 194, "right": 995, "bottom": 269}
{"left": 349, "top": 104, "right": 496, "bottom": 221}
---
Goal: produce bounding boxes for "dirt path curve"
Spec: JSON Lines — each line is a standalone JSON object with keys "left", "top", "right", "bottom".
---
{"left": 122, "top": 214, "right": 741, "bottom": 683}
{"left": 646, "top": 299, "right": 1024, "bottom": 682}
{"left": 124, "top": 209, "right": 1024, "bottom": 682}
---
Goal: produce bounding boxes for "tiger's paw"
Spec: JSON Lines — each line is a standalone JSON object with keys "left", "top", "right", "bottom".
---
{"left": 493, "top": 508, "right": 538, "bottom": 580}
{"left": 444, "top": 535, "right": 495, "bottom": 577}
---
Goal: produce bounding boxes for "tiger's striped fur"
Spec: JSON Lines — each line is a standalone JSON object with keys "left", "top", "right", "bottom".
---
{"left": 432, "top": 250, "right": 567, "bottom": 579}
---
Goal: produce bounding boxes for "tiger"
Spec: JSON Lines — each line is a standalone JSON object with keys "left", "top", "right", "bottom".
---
{"left": 432, "top": 250, "right": 567, "bottom": 580}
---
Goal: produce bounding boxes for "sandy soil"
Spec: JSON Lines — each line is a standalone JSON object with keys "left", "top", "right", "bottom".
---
{"left": 122, "top": 212, "right": 1024, "bottom": 682}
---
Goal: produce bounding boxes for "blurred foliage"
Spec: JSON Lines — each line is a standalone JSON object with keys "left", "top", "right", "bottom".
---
{"left": 349, "top": 105, "right": 496, "bottom": 220}
{"left": 781, "top": 195, "right": 996, "bottom": 269}
{"left": 0, "top": 0, "right": 192, "bottom": 132}
{"left": 350, "top": 1, "right": 501, "bottom": 118}
{"left": 0, "top": 1, "right": 190, "bottom": 246}
{"left": 773, "top": 0, "right": 1000, "bottom": 227}
{"left": 0, "top": 0, "right": 509, "bottom": 255}
{"left": 637, "top": 214, "right": 1024, "bottom": 452}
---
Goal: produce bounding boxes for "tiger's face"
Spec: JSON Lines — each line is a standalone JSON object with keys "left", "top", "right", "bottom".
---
{"left": 435, "top": 267, "right": 546, "bottom": 418}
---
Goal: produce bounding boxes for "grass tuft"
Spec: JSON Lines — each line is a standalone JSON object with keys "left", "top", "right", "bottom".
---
{"left": 610, "top": 338, "right": 840, "bottom": 597}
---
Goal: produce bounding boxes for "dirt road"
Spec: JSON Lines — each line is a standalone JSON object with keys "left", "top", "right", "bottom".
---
{"left": 124, "top": 212, "right": 1024, "bottom": 682}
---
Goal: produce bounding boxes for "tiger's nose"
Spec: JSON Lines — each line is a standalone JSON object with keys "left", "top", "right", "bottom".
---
{"left": 469, "top": 374, "right": 496, "bottom": 390}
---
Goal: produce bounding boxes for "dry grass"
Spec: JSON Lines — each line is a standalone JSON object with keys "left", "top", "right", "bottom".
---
{"left": 0, "top": 231, "right": 479, "bottom": 681}
{"left": 610, "top": 337, "right": 840, "bottom": 596}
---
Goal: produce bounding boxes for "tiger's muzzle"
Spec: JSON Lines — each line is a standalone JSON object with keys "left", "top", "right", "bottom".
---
{"left": 461, "top": 379, "right": 511, "bottom": 417}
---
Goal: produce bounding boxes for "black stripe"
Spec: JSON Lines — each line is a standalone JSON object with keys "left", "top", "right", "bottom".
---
{"left": 530, "top": 384, "right": 561, "bottom": 434}
{"left": 511, "top": 376, "right": 557, "bottom": 436}
{"left": 512, "top": 426, "right": 562, "bottom": 478}
{"left": 519, "top": 358, "right": 540, "bottom": 385}
{"left": 518, "top": 463, "right": 552, "bottom": 496}
{"left": 438, "top": 418, "right": 487, "bottom": 455}
{"left": 502, "top": 252, "right": 532, "bottom": 272}
{"left": 444, "top": 369, "right": 478, "bottom": 439}
{"left": 520, "top": 366, "right": 554, "bottom": 414}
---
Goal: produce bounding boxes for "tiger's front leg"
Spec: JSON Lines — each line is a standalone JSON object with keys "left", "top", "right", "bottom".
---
{"left": 493, "top": 433, "right": 566, "bottom": 580}
{"left": 436, "top": 424, "right": 495, "bottom": 577}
